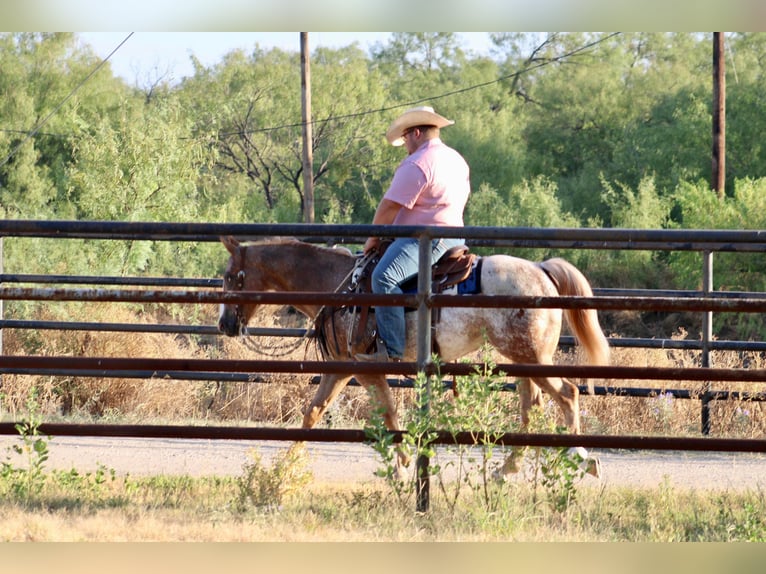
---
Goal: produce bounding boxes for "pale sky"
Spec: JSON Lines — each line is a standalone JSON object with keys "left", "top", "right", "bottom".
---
{"left": 77, "top": 32, "right": 497, "bottom": 84}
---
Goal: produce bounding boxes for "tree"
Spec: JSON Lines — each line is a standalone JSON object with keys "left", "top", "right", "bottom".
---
{"left": 179, "top": 44, "right": 391, "bottom": 224}
{"left": 0, "top": 33, "right": 126, "bottom": 218}
{"left": 370, "top": 32, "right": 466, "bottom": 75}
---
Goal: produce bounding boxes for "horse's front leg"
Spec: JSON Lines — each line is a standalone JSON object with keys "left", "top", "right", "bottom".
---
{"left": 302, "top": 373, "right": 352, "bottom": 428}
{"left": 282, "top": 374, "right": 352, "bottom": 475}
{"left": 497, "top": 379, "right": 543, "bottom": 476}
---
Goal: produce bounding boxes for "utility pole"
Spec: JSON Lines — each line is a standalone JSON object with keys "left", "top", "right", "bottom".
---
{"left": 300, "top": 32, "right": 315, "bottom": 223}
{"left": 712, "top": 32, "right": 726, "bottom": 199}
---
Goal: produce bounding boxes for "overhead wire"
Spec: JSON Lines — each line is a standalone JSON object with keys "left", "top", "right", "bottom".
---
{"left": 0, "top": 32, "right": 620, "bottom": 152}
{"left": 0, "top": 32, "right": 135, "bottom": 170}
{"left": 217, "top": 32, "right": 622, "bottom": 138}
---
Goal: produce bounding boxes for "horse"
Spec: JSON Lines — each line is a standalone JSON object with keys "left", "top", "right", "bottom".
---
{"left": 217, "top": 235, "right": 610, "bottom": 478}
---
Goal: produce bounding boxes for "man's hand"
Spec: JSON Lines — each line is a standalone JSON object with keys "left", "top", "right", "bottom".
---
{"left": 363, "top": 236, "right": 380, "bottom": 254}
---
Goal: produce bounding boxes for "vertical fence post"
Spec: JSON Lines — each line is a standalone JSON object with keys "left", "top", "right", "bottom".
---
{"left": 0, "top": 237, "right": 3, "bottom": 388}
{"left": 701, "top": 250, "right": 713, "bottom": 434}
{"left": 415, "top": 232, "right": 433, "bottom": 512}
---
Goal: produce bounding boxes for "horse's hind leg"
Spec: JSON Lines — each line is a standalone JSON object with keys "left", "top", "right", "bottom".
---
{"left": 497, "top": 372, "right": 581, "bottom": 478}
{"left": 531, "top": 375, "right": 581, "bottom": 432}
{"left": 355, "top": 374, "right": 410, "bottom": 473}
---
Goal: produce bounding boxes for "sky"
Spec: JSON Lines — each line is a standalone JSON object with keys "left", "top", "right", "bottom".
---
{"left": 77, "top": 32, "right": 497, "bottom": 84}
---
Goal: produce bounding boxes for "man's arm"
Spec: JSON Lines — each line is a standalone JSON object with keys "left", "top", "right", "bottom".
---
{"left": 363, "top": 198, "right": 403, "bottom": 254}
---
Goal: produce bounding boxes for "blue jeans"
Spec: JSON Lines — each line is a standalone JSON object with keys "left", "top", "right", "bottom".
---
{"left": 371, "top": 237, "right": 464, "bottom": 359}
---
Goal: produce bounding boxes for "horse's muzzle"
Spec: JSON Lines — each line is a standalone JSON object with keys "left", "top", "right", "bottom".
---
{"left": 218, "top": 305, "right": 242, "bottom": 337}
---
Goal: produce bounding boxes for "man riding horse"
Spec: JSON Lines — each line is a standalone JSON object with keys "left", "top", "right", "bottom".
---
{"left": 356, "top": 105, "right": 471, "bottom": 363}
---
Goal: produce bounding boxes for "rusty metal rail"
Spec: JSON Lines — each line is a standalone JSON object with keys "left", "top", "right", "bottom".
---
{"left": 4, "top": 285, "right": 766, "bottom": 313}
{"left": 2, "top": 355, "right": 766, "bottom": 383}
{"left": 0, "top": 422, "right": 764, "bottom": 454}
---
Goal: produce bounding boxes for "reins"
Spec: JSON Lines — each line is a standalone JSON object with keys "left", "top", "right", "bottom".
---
{"left": 230, "top": 242, "right": 314, "bottom": 358}
{"left": 239, "top": 322, "right": 313, "bottom": 357}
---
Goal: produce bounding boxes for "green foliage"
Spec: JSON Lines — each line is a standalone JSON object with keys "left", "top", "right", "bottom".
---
{"left": 524, "top": 406, "right": 587, "bottom": 513}
{"left": 578, "top": 176, "right": 675, "bottom": 289}
{"left": 366, "top": 349, "right": 588, "bottom": 516}
{"left": 235, "top": 444, "right": 313, "bottom": 512}
{"left": 428, "top": 348, "right": 519, "bottom": 513}
{"left": 365, "top": 370, "right": 440, "bottom": 508}
{"left": 668, "top": 178, "right": 766, "bottom": 339}
{"left": 0, "top": 390, "right": 50, "bottom": 501}
{"left": 725, "top": 500, "right": 766, "bottom": 542}
{"left": 465, "top": 177, "right": 578, "bottom": 259}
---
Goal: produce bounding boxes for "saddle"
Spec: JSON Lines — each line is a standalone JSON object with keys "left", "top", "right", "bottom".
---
{"left": 315, "top": 242, "right": 480, "bottom": 359}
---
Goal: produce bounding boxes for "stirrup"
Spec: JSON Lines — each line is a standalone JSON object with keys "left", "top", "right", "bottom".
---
{"left": 354, "top": 339, "right": 392, "bottom": 362}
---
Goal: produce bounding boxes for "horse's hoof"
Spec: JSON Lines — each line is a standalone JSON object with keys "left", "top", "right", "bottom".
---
{"left": 567, "top": 447, "right": 601, "bottom": 478}
{"left": 585, "top": 456, "right": 601, "bottom": 479}
{"left": 394, "top": 464, "right": 410, "bottom": 482}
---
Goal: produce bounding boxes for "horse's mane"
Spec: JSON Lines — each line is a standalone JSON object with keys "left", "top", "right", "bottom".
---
{"left": 239, "top": 236, "right": 356, "bottom": 261}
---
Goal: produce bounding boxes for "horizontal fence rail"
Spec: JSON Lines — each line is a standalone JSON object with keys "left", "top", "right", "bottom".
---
{"left": 2, "top": 218, "right": 766, "bottom": 247}
{"left": 5, "top": 286, "right": 766, "bottom": 313}
{"left": 3, "top": 355, "right": 766, "bottom": 383}
{"left": 0, "top": 422, "right": 764, "bottom": 454}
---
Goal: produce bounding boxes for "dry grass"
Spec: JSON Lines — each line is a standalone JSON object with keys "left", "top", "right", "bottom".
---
{"left": 0, "top": 304, "right": 764, "bottom": 439}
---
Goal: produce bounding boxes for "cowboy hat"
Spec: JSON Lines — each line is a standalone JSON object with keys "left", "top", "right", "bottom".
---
{"left": 385, "top": 106, "right": 455, "bottom": 146}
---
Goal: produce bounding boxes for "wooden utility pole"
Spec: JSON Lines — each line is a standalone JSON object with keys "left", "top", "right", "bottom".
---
{"left": 712, "top": 32, "right": 726, "bottom": 199}
{"left": 300, "top": 33, "right": 315, "bottom": 223}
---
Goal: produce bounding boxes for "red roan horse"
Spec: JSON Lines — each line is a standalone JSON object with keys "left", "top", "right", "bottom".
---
{"left": 217, "top": 236, "right": 609, "bottom": 478}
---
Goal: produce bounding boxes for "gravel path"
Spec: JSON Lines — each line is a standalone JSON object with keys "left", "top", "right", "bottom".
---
{"left": 2, "top": 435, "right": 765, "bottom": 491}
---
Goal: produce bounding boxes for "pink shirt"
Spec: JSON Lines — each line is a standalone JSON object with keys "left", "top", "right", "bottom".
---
{"left": 383, "top": 138, "right": 470, "bottom": 226}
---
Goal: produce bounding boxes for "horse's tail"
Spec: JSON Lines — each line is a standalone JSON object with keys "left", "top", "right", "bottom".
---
{"left": 539, "top": 257, "right": 610, "bottom": 394}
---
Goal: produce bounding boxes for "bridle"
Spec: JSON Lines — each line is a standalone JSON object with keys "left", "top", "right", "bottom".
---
{"left": 222, "top": 243, "right": 311, "bottom": 357}
{"left": 222, "top": 244, "right": 249, "bottom": 336}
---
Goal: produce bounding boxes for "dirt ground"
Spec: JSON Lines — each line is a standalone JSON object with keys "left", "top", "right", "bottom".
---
{"left": 1, "top": 434, "right": 765, "bottom": 492}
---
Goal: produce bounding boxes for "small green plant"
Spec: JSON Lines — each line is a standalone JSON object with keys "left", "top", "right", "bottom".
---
{"left": 50, "top": 464, "right": 118, "bottom": 504}
{"left": 236, "top": 443, "right": 313, "bottom": 512}
{"left": 367, "top": 347, "right": 591, "bottom": 516}
{"left": 429, "top": 347, "right": 519, "bottom": 513}
{"left": 524, "top": 406, "right": 586, "bottom": 514}
{"left": 365, "top": 371, "right": 440, "bottom": 508}
{"left": 728, "top": 501, "right": 766, "bottom": 541}
{"left": 0, "top": 390, "right": 51, "bottom": 501}
{"left": 537, "top": 445, "right": 587, "bottom": 513}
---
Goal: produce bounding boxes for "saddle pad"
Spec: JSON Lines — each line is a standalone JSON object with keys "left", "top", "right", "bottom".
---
{"left": 457, "top": 257, "right": 482, "bottom": 294}
{"left": 401, "top": 257, "right": 483, "bottom": 295}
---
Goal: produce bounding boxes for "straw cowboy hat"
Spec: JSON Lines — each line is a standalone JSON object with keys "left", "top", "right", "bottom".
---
{"left": 385, "top": 105, "right": 455, "bottom": 146}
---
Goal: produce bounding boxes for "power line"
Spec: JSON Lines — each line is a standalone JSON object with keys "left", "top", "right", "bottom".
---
{"left": 0, "top": 33, "right": 620, "bottom": 147}
{"left": 0, "top": 32, "right": 135, "bottom": 170}
{"left": 217, "top": 32, "right": 622, "bottom": 139}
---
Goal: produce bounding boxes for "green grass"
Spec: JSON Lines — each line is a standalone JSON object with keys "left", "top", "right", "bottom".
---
{"left": 1, "top": 468, "right": 765, "bottom": 541}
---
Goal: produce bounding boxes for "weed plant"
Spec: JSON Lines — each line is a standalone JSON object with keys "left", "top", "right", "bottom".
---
{"left": 365, "top": 349, "right": 591, "bottom": 518}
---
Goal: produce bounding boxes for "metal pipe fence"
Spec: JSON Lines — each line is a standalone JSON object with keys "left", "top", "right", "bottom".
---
{"left": 1, "top": 220, "right": 766, "bottom": 508}
{"left": 3, "top": 220, "right": 766, "bottom": 411}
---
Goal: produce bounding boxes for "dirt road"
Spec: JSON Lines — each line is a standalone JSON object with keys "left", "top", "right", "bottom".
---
{"left": 2, "top": 434, "right": 765, "bottom": 491}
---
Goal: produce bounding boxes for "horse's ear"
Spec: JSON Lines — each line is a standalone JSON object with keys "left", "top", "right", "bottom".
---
{"left": 221, "top": 235, "right": 240, "bottom": 255}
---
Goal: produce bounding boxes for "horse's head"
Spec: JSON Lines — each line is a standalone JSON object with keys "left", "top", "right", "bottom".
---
{"left": 218, "top": 235, "right": 257, "bottom": 337}
{"left": 218, "top": 235, "right": 357, "bottom": 337}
